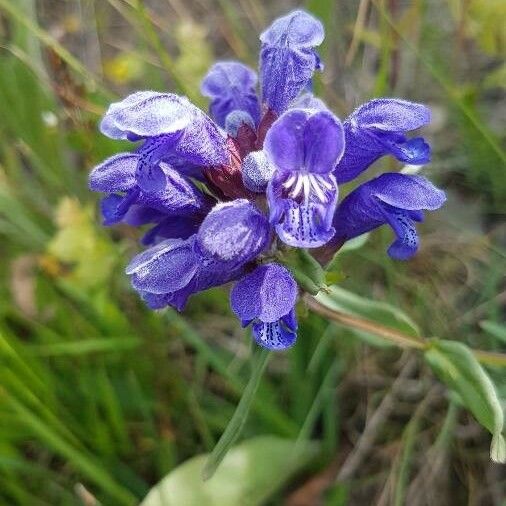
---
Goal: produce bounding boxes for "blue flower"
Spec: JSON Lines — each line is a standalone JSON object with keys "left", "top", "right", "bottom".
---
{"left": 231, "top": 263, "right": 298, "bottom": 350}
{"left": 335, "top": 98, "right": 432, "bottom": 183}
{"left": 100, "top": 91, "right": 229, "bottom": 193}
{"left": 201, "top": 61, "right": 261, "bottom": 130}
{"left": 265, "top": 108, "right": 345, "bottom": 248}
{"left": 90, "top": 9, "right": 446, "bottom": 351}
{"left": 332, "top": 173, "right": 446, "bottom": 260}
{"left": 89, "top": 152, "right": 212, "bottom": 241}
{"left": 126, "top": 200, "right": 270, "bottom": 310}
{"left": 259, "top": 10, "right": 324, "bottom": 115}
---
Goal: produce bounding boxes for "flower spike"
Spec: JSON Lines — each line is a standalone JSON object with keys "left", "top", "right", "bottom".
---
{"left": 90, "top": 9, "right": 447, "bottom": 353}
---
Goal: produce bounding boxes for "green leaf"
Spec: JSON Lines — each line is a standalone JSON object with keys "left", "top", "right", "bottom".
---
{"left": 140, "top": 436, "right": 318, "bottom": 506}
{"left": 425, "top": 339, "right": 505, "bottom": 463}
{"left": 480, "top": 320, "right": 506, "bottom": 344}
{"left": 315, "top": 286, "right": 420, "bottom": 347}
{"left": 339, "top": 233, "right": 370, "bottom": 253}
{"left": 298, "top": 249, "right": 325, "bottom": 287}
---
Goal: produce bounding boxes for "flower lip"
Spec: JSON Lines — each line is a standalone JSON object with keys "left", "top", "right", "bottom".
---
{"left": 260, "top": 9, "right": 324, "bottom": 48}
{"left": 100, "top": 92, "right": 196, "bottom": 140}
{"left": 230, "top": 263, "right": 298, "bottom": 324}
{"left": 264, "top": 108, "right": 345, "bottom": 175}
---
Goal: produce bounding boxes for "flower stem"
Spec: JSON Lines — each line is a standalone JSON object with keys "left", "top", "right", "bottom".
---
{"left": 202, "top": 347, "right": 271, "bottom": 480}
{"left": 305, "top": 295, "right": 506, "bottom": 367}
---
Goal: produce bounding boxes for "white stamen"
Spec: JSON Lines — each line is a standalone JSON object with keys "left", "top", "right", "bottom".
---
{"left": 309, "top": 174, "right": 327, "bottom": 202}
{"left": 303, "top": 176, "right": 311, "bottom": 201}
{"left": 283, "top": 174, "right": 297, "bottom": 188}
{"left": 290, "top": 175, "right": 304, "bottom": 198}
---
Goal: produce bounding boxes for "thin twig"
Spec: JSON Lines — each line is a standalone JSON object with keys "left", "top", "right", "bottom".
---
{"left": 336, "top": 357, "right": 418, "bottom": 481}
{"left": 345, "top": 0, "right": 370, "bottom": 66}
{"left": 306, "top": 296, "right": 506, "bottom": 367}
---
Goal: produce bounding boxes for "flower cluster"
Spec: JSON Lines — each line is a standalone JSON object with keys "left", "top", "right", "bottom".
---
{"left": 89, "top": 10, "right": 446, "bottom": 350}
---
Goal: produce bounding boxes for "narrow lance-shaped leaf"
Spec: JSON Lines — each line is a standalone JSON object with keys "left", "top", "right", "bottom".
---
{"left": 425, "top": 339, "right": 505, "bottom": 463}
{"left": 315, "top": 285, "right": 420, "bottom": 347}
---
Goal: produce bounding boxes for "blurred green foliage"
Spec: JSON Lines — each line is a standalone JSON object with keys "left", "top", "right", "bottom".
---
{"left": 0, "top": 0, "right": 504, "bottom": 504}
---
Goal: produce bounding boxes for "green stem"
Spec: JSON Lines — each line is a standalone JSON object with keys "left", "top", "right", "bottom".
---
{"left": 306, "top": 296, "right": 506, "bottom": 367}
{"left": 202, "top": 347, "right": 271, "bottom": 480}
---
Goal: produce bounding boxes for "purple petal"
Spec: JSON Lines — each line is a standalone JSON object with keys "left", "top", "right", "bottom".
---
{"left": 335, "top": 99, "right": 432, "bottom": 183}
{"left": 260, "top": 10, "right": 324, "bottom": 114}
{"left": 372, "top": 173, "right": 446, "bottom": 210}
{"left": 100, "top": 92, "right": 196, "bottom": 140}
{"left": 126, "top": 238, "right": 199, "bottom": 294}
{"left": 303, "top": 110, "right": 345, "bottom": 173}
{"left": 332, "top": 173, "right": 446, "bottom": 259}
{"left": 89, "top": 153, "right": 138, "bottom": 192}
{"left": 136, "top": 254, "right": 245, "bottom": 312}
{"left": 273, "top": 199, "right": 337, "bottom": 248}
{"left": 351, "top": 98, "right": 431, "bottom": 132}
{"left": 252, "top": 309, "right": 297, "bottom": 350}
{"left": 137, "top": 163, "right": 212, "bottom": 216}
{"left": 265, "top": 109, "right": 343, "bottom": 174}
{"left": 242, "top": 150, "right": 276, "bottom": 193}
{"left": 383, "top": 208, "right": 419, "bottom": 260}
{"left": 201, "top": 61, "right": 261, "bottom": 127}
{"left": 264, "top": 109, "right": 308, "bottom": 172}
{"left": 196, "top": 199, "right": 270, "bottom": 264}
{"left": 230, "top": 263, "right": 298, "bottom": 323}
{"left": 100, "top": 92, "right": 228, "bottom": 167}
{"left": 267, "top": 171, "right": 338, "bottom": 248}
{"left": 260, "top": 10, "right": 324, "bottom": 48}
{"left": 387, "top": 137, "right": 431, "bottom": 165}
{"left": 135, "top": 136, "right": 180, "bottom": 193}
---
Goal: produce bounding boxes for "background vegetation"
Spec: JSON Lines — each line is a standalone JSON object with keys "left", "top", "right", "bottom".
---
{"left": 0, "top": 0, "right": 504, "bottom": 504}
